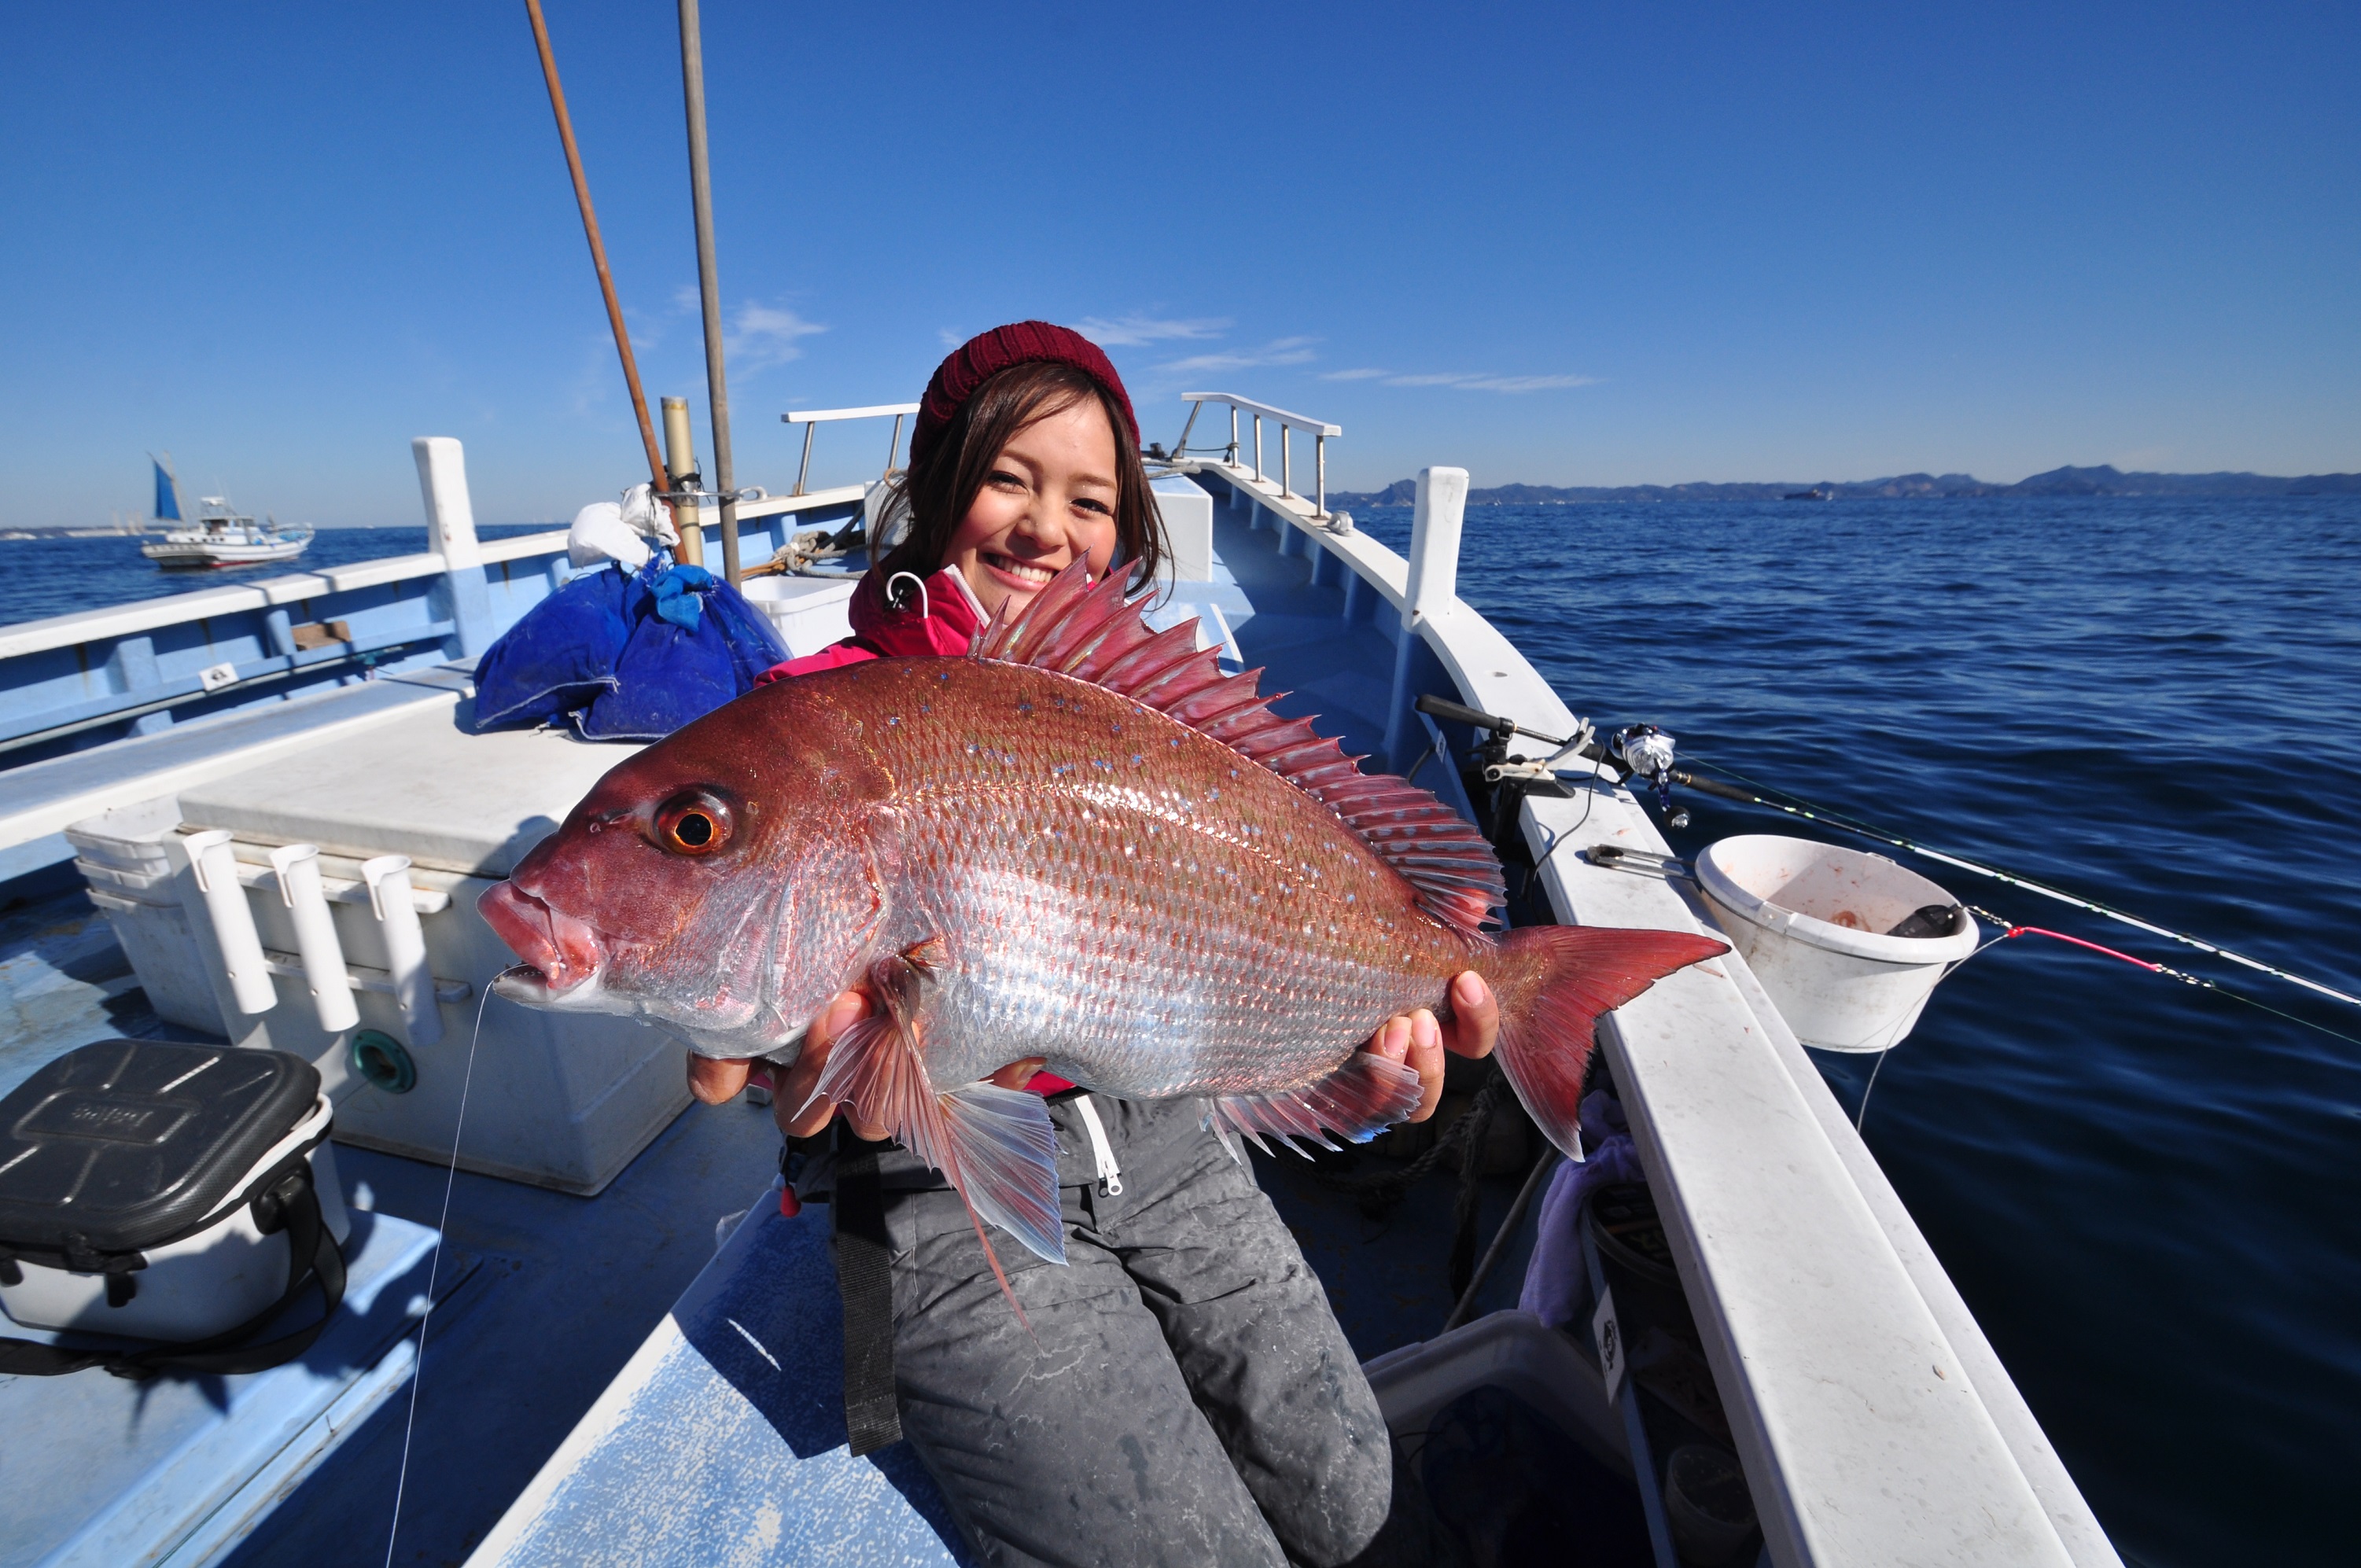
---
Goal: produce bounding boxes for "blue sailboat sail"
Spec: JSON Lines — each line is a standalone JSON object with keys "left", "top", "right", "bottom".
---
{"left": 152, "top": 458, "right": 181, "bottom": 522}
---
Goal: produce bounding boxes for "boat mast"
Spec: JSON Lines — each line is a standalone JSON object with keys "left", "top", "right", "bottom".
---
{"left": 521, "top": 0, "right": 676, "bottom": 547}
{"left": 676, "top": 0, "right": 739, "bottom": 585}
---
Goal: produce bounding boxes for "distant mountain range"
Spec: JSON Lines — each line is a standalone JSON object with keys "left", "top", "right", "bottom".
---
{"left": 1327, "top": 465, "right": 2361, "bottom": 507}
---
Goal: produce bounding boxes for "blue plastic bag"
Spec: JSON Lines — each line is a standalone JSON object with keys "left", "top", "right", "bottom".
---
{"left": 473, "top": 557, "right": 788, "bottom": 741}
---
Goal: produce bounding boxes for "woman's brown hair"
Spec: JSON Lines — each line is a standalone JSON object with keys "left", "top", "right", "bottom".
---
{"left": 878, "top": 360, "right": 1165, "bottom": 596}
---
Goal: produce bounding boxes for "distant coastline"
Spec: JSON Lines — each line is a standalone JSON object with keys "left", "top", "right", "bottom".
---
{"left": 1327, "top": 464, "right": 2361, "bottom": 508}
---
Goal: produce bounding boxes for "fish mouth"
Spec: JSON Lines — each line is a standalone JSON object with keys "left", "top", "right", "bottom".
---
{"left": 477, "top": 880, "right": 605, "bottom": 999}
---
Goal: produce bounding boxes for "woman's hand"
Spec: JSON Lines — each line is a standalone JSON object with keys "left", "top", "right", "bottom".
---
{"left": 1360, "top": 972, "right": 1499, "bottom": 1123}
{"left": 683, "top": 990, "right": 1044, "bottom": 1143}
{"left": 690, "top": 972, "right": 1497, "bottom": 1136}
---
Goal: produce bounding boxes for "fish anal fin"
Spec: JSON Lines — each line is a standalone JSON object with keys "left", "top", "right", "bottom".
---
{"left": 976, "top": 562, "right": 1507, "bottom": 930}
{"left": 1212, "top": 1051, "right": 1424, "bottom": 1155}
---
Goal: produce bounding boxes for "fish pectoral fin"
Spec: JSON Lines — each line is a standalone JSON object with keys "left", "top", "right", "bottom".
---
{"left": 808, "top": 949, "right": 1066, "bottom": 1274}
{"left": 1212, "top": 1051, "right": 1425, "bottom": 1160}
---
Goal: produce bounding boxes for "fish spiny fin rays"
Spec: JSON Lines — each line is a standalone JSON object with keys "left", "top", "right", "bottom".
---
{"left": 977, "top": 563, "right": 1506, "bottom": 932}
{"left": 808, "top": 947, "right": 1065, "bottom": 1274}
{"left": 1211, "top": 1051, "right": 1424, "bottom": 1158}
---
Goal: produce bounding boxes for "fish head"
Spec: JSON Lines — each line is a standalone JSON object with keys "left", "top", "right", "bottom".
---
{"left": 478, "top": 683, "right": 886, "bottom": 1059}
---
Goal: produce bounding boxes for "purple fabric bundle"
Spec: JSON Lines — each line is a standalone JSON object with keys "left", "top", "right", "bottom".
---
{"left": 1518, "top": 1095, "right": 1645, "bottom": 1327}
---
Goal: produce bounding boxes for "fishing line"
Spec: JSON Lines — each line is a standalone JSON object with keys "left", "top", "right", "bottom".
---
{"left": 1958, "top": 904, "right": 2361, "bottom": 1051}
{"left": 1676, "top": 751, "right": 2361, "bottom": 1013}
{"left": 382, "top": 985, "right": 492, "bottom": 1568}
{"left": 1849, "top": 926, "right": 2015, "bottom": 1132}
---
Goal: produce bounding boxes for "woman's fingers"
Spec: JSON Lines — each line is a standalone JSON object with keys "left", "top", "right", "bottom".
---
{"left": 989, "top": 1057, "right": 1048, "bottom": 1091}
{"left": 1442, "top": 971, "right": 1499, "bottom": 1060}
{"left": 1362, "top": 973, "right": 1496, "bottom": 1125}
{"left": 1404, "top": 1010, "right": 1447, "bottom": 1122}
{"left": 778, "top": 990, "right": 871, "bottom": 1139}
{"left": 686, "top": 1054, "right": 750, "bottom": 1106}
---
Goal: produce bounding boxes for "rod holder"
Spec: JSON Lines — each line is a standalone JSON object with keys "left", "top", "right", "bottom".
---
{"left": 268, "top": 843, "right": 359, "bottom": 1034}
{"left": 362, "top": 854, "right": 442, "bottom": 1047}
{"left": 186, "top": 830, "right": 278, "bottom": 1016}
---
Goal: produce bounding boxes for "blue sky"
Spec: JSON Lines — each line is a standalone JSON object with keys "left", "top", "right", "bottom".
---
{"left": 1, "top": 1, "right": 2353, "bottom": 527}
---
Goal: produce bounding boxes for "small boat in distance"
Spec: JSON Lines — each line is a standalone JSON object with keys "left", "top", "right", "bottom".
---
{"left": 138, "top": 453, "right": 312, "bottom": 569}
{"left": 1783, "top": 485, "right": 1835, "bottom": 501}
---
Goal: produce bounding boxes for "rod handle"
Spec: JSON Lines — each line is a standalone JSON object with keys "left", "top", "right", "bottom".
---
{"left": 1670, "top": 769, "right": 1755, "bottom": 803}
{"left": 1415, "top": 694, "right": 1515, "bottom": 736}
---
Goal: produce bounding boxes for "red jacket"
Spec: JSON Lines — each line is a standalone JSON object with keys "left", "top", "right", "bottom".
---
{"left": 756, "top": 565, "right": 1074, "bottom": 1095}
{"left": 755, "top": 563, "right": 983, "bottom": 683}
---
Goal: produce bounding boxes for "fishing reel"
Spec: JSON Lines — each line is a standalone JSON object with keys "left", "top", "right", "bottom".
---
{"left": 1608, "top": 724, "right": 1688, "bottom": 829}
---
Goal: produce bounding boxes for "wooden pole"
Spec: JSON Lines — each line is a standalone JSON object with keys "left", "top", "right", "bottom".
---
{"left": 676, "top": 0, "right": 739, "bottom": 585}
{"left": 522, "top": 0, "right": 670, "bottom": 513}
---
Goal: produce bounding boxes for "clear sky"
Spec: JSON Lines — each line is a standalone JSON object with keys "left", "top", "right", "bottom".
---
{"left": 1, "top": 2, "right": 2353, "bottom": 527}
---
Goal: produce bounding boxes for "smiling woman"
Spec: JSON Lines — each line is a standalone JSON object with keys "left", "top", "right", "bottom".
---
{"left": 632, "top": 321, "right": 1509, "bottom": 1567}
{"left": 878, "top": 323, "right": 1166, "bottom": 610}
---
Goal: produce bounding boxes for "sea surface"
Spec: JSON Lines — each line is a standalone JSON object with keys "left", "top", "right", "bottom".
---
{"left": 0, "top": 525, "right": 559, "bottom": 627}
{"left": 6, "top": 498, "right": 2358, "bottom": 1564}
{"left": 1354, "top": 495, "right": 2361, "bottom": 1568}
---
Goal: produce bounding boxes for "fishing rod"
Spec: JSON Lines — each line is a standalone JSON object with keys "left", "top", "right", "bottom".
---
{"left": 1413, "top": 694, "right": 2361, "bottom": 1014}
{"left": 522, "top": 0, "right": 689, "bottom": 559}
{"left": 675, "top": 0, "right": 740, "bottom": 584}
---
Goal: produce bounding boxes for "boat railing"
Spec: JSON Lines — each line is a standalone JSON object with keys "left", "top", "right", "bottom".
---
{"left": 779, "top": 403, "right": 921, "bottom": 496}
{"left": 1177, "top": 450, "right": 2115, "bottom": 1566}
{"left": 0, "top": 437, "right": 864, "bottom": 775}
{"left": 1173, "top": 392, "right": 1343, "bottom": 520}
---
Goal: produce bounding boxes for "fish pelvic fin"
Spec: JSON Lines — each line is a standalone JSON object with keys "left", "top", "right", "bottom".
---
{"left": 1212, "top": 1051, "right": 1425, "bottom": 1158}
{"left": 1484, "top": 926, "right": 1729, "bottom": 1157}
{"left": 975, "top": 561, "right": 1506, "bottom": 933}
{"left": 809, "top": 950, "right": 1067, "bottom": 1299}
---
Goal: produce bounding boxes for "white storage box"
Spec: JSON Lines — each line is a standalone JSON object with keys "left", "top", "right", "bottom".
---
{"left": 64, "top": 797, "right": 228, "bottom": 1034}
{"left": 739, "top": 575, "right": 856, "bottom": 659}
{"left": 0, "top": 1040, "right": 349, "bottom": 1345}
{"left": 1363, "top": 1309, "right": 1630, "bottom": 1477}
{"left": 105, "top": 700, "right": 691, "bottom": 1195}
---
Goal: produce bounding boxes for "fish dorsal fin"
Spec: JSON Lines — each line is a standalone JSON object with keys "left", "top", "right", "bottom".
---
{"left": 976, "top": 562, "right": 1505, "bottom": 931}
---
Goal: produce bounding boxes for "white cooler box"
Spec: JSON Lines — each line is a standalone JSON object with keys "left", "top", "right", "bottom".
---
{"left": 72, "top": 701, "right": 692, "bottom": 1196}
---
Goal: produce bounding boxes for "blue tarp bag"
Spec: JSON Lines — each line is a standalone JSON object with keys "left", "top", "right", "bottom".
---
{"left": 469, "top": 563, "right": 633, "bottom": 730}
{"left": 473, "top": 558, "right": 788, "bottom": 740}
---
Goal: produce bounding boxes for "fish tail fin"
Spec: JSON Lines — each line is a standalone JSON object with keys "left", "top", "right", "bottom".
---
{"left": 1483, "top": 926, "right": 1728, "bottom": 1156}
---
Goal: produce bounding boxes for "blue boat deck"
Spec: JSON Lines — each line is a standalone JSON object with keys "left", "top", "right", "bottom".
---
{"left": 0, "top": 476, "right": 1564, "bottom": 1566}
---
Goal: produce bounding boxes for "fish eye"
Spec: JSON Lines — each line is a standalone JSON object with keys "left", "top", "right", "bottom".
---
{"left": 654, "top": 791, "right": 733, "bottom": 856}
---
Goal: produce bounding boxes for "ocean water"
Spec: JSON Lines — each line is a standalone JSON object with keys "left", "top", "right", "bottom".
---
{"left": 0, "top": 525, "right": 559, "bottom": 627}
{"left": 1356, "top": 495, "right": 2361, "bottom": 1568}
{"left": 6, "top": 499, "right": 2355, "bottom": 1563}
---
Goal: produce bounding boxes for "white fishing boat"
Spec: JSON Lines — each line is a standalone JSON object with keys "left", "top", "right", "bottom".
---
{"left": 134, "top": 455, "right": 311, "bottom": 570}
{"left": 0, "top": 11, "right": 2138, "bottom": 1568}
{"left": 139, "top": 499, "right": 313, "bottom": 570}
{"left": 0, "top": 414, "right": 2126, "bottom": 1568}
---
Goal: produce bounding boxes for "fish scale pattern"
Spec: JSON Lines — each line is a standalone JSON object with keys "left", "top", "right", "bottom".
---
{"left": 832, "top": 657, "right": 1467, "bottom": 1095}
{"left": 972, "top": 563, "right": 1508, "bottom": 933}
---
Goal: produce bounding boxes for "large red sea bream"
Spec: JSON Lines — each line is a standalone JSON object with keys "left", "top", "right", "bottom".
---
{"left": 481, "top": 565, "right": 1724, "bottom": 1264}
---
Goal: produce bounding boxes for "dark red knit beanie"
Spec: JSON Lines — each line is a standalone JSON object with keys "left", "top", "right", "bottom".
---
{"left": 908, "top": 321, "right": 1140, "bottom": 473}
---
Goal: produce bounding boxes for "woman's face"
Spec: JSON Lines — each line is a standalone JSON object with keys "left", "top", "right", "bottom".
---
{"left": 941, "top": 396, "right": 1121, "bottom": 620}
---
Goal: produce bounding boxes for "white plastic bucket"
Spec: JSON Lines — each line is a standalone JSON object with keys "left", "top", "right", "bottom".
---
{"left": 1693, "top": 834, "right": 1976, "bottom": 1053}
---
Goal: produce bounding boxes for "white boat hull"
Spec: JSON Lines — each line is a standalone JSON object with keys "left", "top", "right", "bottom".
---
{"left": 141, "top": 537, "right": 311, "bottom": 569}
